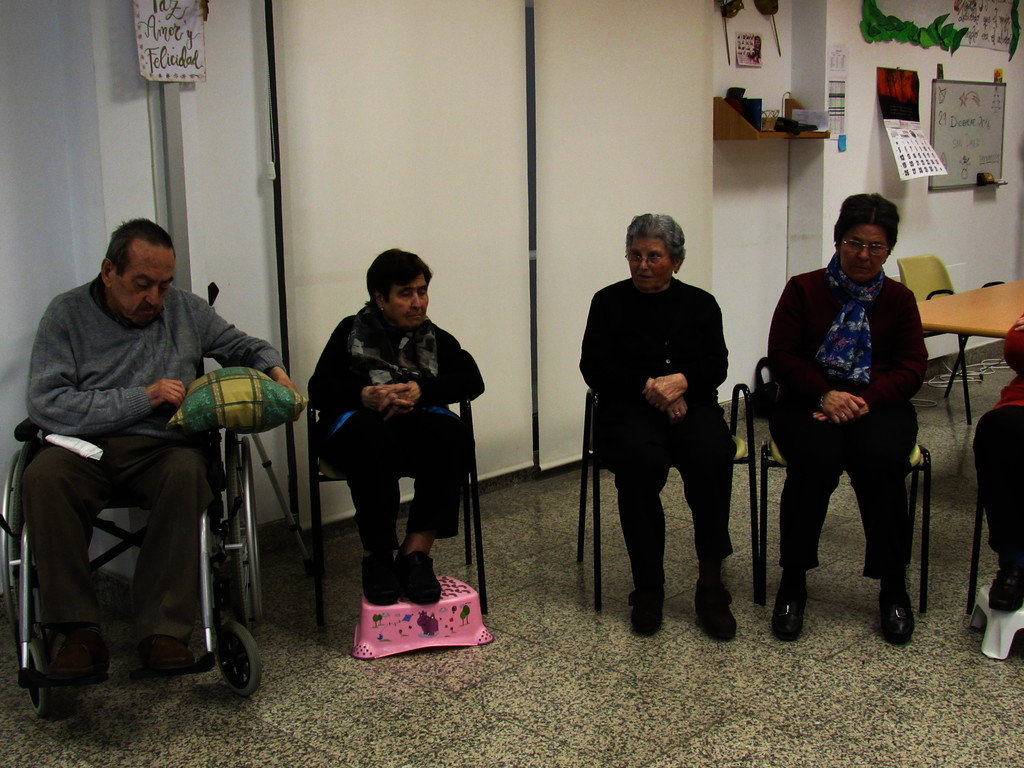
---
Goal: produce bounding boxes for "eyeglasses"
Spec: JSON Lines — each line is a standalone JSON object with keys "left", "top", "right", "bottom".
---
{"left": 626, "top": 253, "right": 667, "bottom": 266}
{"left": 841, "top": 239, "right": 890, "bottom": 257}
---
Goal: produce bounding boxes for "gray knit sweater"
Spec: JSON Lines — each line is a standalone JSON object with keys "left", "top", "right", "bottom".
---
{"left": 27, "top": 278, "right": 285, "bottom": 441}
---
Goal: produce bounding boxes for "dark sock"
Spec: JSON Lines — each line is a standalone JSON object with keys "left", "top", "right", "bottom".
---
{"left": 879, "top": 571, "right": 908, "bottom": 599}
{"left": 778, "top": 569, "right": 807, "bottom": 601}
{"left": 697, "top": 559, "right": 723, "bottom": 587}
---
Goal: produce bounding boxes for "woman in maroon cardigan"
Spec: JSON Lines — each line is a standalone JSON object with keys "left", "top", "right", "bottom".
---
{"left": 973, "top": 314, "right": 1024, "bottom": 611}
{"left": 766, "top": 194, "right": 927, "bottom": 645}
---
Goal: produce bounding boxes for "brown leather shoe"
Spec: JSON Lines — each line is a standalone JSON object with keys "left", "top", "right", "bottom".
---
{"left": 47, "top": 627, "right": 110, "bottom": 680}
{"left": 138, "top": 635, "right": 194, "bottom": 670}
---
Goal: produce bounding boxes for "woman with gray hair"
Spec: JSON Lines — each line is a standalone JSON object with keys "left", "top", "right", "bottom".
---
{"left": 580, "top": 214, "right": 736, "bottom": 639}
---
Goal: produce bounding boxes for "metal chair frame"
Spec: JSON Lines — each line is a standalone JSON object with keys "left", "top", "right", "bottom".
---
{"left": 756, "top": 437, "right": 932, "bottom": 612}
{"left": 306, "top": 401, "right": 487, "bottom": 627}
{"left": 576, "top": 383, "right": 759, "bottom": 611}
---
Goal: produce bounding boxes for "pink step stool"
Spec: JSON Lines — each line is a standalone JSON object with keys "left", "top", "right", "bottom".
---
{"left": 352, "top": 576, "right": 493, "bottom": 660}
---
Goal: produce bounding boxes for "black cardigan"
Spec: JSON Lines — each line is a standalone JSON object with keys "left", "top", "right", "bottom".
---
{"left": 580, "top": 278, "right": 728, "bottom": 407}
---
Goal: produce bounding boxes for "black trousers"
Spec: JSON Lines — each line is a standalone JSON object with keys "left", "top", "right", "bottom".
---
{"left": 320, "top": 408, "right": 470, "bottom": 553}
{"left": 598, "top": 399, "right": 734, "bottom": 592}
{"left": 973, "top": 404, "right": 1024, "bottom": 558}
{"left": 769, "top": 401, "right": 917, "bottom": 579}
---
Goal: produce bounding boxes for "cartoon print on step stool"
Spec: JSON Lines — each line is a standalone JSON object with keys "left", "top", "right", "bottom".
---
{"left": 417, "top": 611, "right": 439, "bottom": 636}
{"left": 460, "top": 604, "right": 471, "bottom": 625}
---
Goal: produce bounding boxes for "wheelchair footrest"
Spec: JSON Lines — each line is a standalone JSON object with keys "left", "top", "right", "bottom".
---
{"left": 129, "top": 651, "right": 216, "bottom": 680}
{"left": 19, "top": 667, "right": 108, "bottom": 689}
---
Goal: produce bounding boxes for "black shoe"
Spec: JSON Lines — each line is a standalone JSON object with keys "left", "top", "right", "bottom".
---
{"left": 694, "top": 582, "right": 736, "bottom": 640}
{"left": 361, "top": 552, "right": 400, "bottom": 605}
{"left": 879, "top": 591, "right": 915, "bottom": 645}
{"left": 395, "top": 551, "right": 442, "bottom": 604}
{"left": 771, "top": 589, "right": 806, "bottom": 642}
{"left": 989, "top": 564, "right": 1024, "bottom": 612}
{"left": 628, "top": 589, "right": 664, "bottom": 636}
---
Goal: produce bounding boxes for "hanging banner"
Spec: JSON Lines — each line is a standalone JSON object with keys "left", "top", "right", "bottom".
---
{"left": 862, "top": 0, "right": 1018, "bottom": 58}
{"left": 877, "top": 68, "right": 947, "bottom": 182}
{"left": 132, "top": 0, "right": 206, "bottom": 82}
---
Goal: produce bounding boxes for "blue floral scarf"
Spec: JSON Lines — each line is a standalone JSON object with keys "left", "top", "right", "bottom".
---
{"left": 814, "top": 253, "right": 884, "bottom": 385}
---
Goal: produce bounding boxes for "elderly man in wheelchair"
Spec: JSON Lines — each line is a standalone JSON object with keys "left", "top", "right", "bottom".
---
{"left": 10, "top": 218, "right": 297, "bottom": 687}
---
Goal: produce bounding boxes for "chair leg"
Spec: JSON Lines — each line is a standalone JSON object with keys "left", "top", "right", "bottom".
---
{"left": 920, "top": 448, "right": 930, "bottom": 615}
{"left": 592, "top": 448, "right": 602, "bottom": 613}
{"left": 967, "top": 493, "right": 985, "bottom": 615}
{"left": 468, "top": 459, "right": 487, "bottom": 615}
{"left": 310, "top": 478, "right": 325, "bottom": 628}
{"left": 756, "top": 443, "right": 770, "bottom": 606}
{"left": 463, "top": 482, "right": 472, "bottom": 566}
{"left": 747, "top": 454, "right": 758, "bottom": 605}
{"left": 943, "top": 335, "right": 973, "bottom": 425}
{"left": 577, "top": 393, "right": 592, "bottom": 563}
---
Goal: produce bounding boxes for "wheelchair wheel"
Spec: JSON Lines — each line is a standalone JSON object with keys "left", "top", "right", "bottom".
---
{"left": 2, "top": 447, "right": 31, "bottom": 648}
{"left": 224, "top": 436, "right": 262, "bottom": 625}
{"left": 26, "top": 637, "right": 51, "bottom": 717}
{"left": 217, "top": 619, "right": 261, "bottom": 697}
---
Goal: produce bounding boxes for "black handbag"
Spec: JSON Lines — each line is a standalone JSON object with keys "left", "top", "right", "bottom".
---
{"left": 751, "top": 357, "right": 778, "bottom": 418}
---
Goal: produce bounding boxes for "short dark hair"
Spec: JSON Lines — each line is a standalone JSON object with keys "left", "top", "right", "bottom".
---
{"left": 105, "top": 219, "right": 174, "bottom": 274}
{"left": 625, "top": 213, "right": 686, "bottom": 267}
{"left": 366, "top": 249, "right": 432, "bottom": 300}
{"left": 833, "top": 193, "right": 900, "bottom": 250}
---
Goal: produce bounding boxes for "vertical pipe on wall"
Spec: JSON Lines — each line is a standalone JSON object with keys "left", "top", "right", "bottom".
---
{"left": 262, "top": 0, "right": 300, "bottom": 525}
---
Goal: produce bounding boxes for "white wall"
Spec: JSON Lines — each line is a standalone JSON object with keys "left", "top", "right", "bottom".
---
{"left": 0, "top": 1, "right": 291, "bottom": 531}
{"left": 820, "top": 2, "right": 1024, "bottom": 358}
{"left": 711, "top": 0, "right": 1024, "bottom": 387}
{"left": 712, "top": 1, "right": 798, "bottom": 392}
{"left": 534, "top": 0, "right": 713, "bottom": 469}
{"left": 273, "top": 1, "right": 533, "bottom": 521}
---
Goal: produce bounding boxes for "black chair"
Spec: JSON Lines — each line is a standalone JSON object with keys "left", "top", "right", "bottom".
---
{"left": 757, "top": 437, "right": 931, "bottom": 611}
{"left": 576, "top": 383, "right": 758, "bottom": 611}
{"left": 307, "top": 401, "right": 486, "bottom": 627}
{"left": 967, "top": 490, "right": 990, "bottom": 615}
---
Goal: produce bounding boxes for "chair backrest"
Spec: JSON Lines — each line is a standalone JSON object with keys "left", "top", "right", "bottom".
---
{"left": 896, "top": 254, "right": 955, "bottom": 302}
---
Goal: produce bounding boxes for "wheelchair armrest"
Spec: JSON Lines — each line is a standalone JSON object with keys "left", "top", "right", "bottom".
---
{"left": 925, "top": 289, "right": 954, "bottom": 300}
{"left": 14, "top": 418, "right": 40, "bottom": 443}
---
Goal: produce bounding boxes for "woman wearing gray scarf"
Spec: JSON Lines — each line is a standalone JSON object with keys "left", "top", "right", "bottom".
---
{"left": 309, "top": 250, "right": 484, "bottom": 605}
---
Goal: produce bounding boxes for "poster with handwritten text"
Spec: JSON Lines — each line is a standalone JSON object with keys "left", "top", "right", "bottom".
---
{"left": 133, "top": 0, "right": 206, "bottom": 83}
{"left": 870, "top": 1, "right": 1016, "bottom": 54}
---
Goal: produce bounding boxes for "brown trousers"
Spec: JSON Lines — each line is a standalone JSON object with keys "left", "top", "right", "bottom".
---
{"left": 21, "top": 436, "right": 212, "bottom": 643}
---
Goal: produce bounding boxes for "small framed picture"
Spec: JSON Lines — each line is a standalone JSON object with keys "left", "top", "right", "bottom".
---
{"left": 736, "top": 33, "right": 762, "bottom": 68}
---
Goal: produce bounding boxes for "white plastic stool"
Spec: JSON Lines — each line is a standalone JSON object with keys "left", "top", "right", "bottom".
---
{"left": 352, "top": 576, "right": 493, "bottom": 660}
{"left": 969, "top": 584, "right": 1024, "bottom": 659}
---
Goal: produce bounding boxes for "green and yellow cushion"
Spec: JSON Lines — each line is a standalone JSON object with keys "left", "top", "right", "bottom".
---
{"left": 168, "top": 367, "right": 306, "bottom": 435}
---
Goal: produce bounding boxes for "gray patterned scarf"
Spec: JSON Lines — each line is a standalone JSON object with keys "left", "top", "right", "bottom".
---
{"left": 347, "top": 303, "right": 438, "bottom": 384}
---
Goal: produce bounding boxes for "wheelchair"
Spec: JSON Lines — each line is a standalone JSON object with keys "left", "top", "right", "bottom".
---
{"left": 0, "top": 420, "right": 264, "bottom": 716}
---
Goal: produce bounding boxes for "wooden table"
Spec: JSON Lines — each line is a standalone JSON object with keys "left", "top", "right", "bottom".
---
{"left": 917, "top": 279, "right": 1024, "bottom": 338}
{"left": 916, "top": 280, "right": 1024, "bottom": 424}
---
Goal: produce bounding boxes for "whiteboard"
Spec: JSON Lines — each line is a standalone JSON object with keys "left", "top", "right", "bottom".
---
{"left": 929, "top": 79, "right": 1006, "bottom": 190}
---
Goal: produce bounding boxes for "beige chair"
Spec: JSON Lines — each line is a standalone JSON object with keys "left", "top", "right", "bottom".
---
{"left": 896, "top": 254, "right": 1002, "bottom": 424}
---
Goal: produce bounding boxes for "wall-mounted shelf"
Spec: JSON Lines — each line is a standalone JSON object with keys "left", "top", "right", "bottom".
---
{"left": 713, "top": 97, "right": 830, "bottom": 140}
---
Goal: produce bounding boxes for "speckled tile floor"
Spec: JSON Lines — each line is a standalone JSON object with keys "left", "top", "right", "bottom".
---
{"left": 2, "top": 345, "right": 1023, "bottom": 767}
